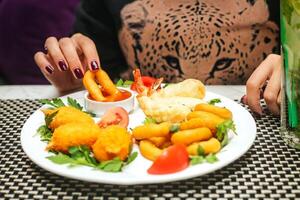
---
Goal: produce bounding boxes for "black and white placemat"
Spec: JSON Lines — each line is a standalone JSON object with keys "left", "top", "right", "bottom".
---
{"left": 0, "top": 99, "right": 299, "bottom": 200}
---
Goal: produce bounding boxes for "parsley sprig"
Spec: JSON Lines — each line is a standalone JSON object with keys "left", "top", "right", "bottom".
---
{"left": 36, "top": 111, "right": 58, "bottom": 142}
{"left": 115, "top": 79, "right": 133, "bottom": 87}
{"left": 216, "top": 120, "right": 237, "bottom": 147}
{"left": 47, "top": 146, "right": 138, "bottom": 172}
{"left": 208, "top": 98, "right": 221, "bottom": 105}
{"left": 143, "top": 117, "right": 157, "bottom": 124}
{"left": 190, "top": 146, "right": 218, "bottom": 165}
{"left": 39, "top": 97, "right": 95, "bottom": 117}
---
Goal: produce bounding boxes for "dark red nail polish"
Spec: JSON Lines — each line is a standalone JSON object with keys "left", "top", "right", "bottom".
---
{"left": 45, "top": 65, "right": 54, "bottom": 74}
{"left": 74, "top": 68, "right": 83, "bottom": 79}
{"left": 91, "top": 61, "right": 99, "bottom": 71}
{"left": 58, "top": 60, "right": 68, "bottom": 71}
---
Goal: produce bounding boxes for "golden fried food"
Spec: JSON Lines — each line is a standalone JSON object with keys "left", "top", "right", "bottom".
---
{"left": 194, "top": 103, "right": 232, "bottom": 119}
{"left": 133, "top": 69, "right": 206, "bottom": 123}
{"left": 187, "top": 138, "right": 221, "bottom": 155}
{"left": 148, "top": 136, "right": 170, "bottom": 148}
{"left": 132, "top": 122, "right": 171, "bottom": 140}
{"left": 83, "top": 70, "right": 121, "bottom": 102}
{"left": 46, "top": 106, "right": 94, "bottom": 130}
{"left": 47, "top": 122, "right": 102, "bottom": 152}
{"left": 187, "top": 111, "right": 225, "bottom": 133}
{"left": 139, "top": 140, "right": 163, "bottom": 161}
{"left": 157, "top": 79, "right": 205, "bottom": 99}
{"left": 180, "top": 118, "right": 207, "bottom": 130}
{"left": 171, "top": 127, "right": 212, "bottom": 146}
{"left": 83, "top": 70, "right": 106, "bottom": 101}
{"left": 92, "top": 125, "right": 132, "bottom": 161}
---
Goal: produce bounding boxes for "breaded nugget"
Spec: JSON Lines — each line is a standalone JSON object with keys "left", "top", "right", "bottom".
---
{"left": 45, "top": 106, "right": 94, "bottom": 130}
{"left": 47, "top": 122, "right": 102, "bottom": 152}
{"left": 92, "top": 125, "right": 132, "bottom": 161}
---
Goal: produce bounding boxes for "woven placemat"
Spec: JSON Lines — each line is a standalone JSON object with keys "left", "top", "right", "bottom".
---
{"left": 0, "top": 99, "right": 299, "bottom": 200}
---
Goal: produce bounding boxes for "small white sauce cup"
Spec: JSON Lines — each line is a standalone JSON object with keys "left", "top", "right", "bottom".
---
{"left": 84, "top": 87, "right": 135, "bottom": 116}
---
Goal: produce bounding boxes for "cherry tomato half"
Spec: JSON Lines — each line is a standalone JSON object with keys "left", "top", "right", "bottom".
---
{"left": 97, "top": 107, "right": 129, "bottom": 128}
{"left": 147, "top": 144, "right": 189, "bottom": 174}
{"left": 130, "top": 76, "right": 157, "bottom": 91}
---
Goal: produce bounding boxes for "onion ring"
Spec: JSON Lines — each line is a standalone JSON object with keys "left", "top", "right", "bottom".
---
{"left": 83, "top": 70, "right": 121, "bottom": 102}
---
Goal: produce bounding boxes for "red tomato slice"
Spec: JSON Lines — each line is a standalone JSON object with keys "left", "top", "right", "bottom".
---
{"left": 130, "top": 76, "right": 156, "bottom": 91}
{"left": 147, "top": 144, "right": 189, "bottom": 175}
{"left": 97, "top": 107, "right": 129, "bottom": 128}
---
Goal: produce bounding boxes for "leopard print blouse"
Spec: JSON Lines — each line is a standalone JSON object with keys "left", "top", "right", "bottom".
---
{"left": 118, "top": 0, "right": 279, "bottom": 84}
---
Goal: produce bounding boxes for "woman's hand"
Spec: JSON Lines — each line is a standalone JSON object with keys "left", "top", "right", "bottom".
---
{"left": 34, "top": 33, "right": 100, "bottom": 92}
{"left": 245, "top": 54, "right": 282, "bottom": 116}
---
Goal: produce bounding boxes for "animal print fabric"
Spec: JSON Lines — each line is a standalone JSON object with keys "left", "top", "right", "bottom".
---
{"left": 119, "top": 0, "right": 279, "bottom": 84}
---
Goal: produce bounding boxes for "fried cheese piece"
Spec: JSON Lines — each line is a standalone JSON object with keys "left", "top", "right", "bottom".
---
{"left": 92, "top": 125, "right": 132, "bottom": 161}
{"left": 43, "top": 106, "right": 94, "bottom": 130}
{"left": 47, "top": 122, "right": 102, "bottom": 152}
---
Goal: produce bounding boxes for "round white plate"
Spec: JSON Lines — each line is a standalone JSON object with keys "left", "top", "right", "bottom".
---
{"left": 21, "top": 90, "right": 256, "bottom": 185}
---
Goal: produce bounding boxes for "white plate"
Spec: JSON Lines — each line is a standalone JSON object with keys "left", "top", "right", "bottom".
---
{"left": 21, "top": 90, "right": 256, "bottom": 185}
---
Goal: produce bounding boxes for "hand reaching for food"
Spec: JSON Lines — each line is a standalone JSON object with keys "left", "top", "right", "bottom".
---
{"left": 34, "top": 33, "right": 100, "bottom": 92}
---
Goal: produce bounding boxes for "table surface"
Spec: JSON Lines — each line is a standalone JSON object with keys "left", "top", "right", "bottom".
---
{"left": 1, "top": 85, "right": 299, "bottom": 200}
{"left": 0, "top": 85, "right": 245, "bottom": 100}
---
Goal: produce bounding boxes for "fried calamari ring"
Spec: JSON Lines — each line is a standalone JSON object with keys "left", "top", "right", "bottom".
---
{"left": 83, "top": 70, "right": 120, "bottom": 102}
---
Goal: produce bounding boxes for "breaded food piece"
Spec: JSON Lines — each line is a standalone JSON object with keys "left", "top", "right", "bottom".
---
{"left": 157, "top": 79, "right": 205, "bottom": 99}
{"left": 47, "top": 122, "right": 102, "bottom": 152}
{"left": 44, "top": 106, "right": 94, "bottom": 130}
{"left": 92, "top": 125, "right": 132, "bottom": 161}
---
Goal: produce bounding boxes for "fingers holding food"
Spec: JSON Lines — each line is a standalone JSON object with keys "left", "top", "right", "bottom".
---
{"left": 71, "top": 33, "right": 100, "bottom": 72}
{"left": 34, "top": 51, "right": 55, "bottom": 76}
{"left": 58, "top": 37, "right": 84, "bottom": 79}
{"left": 45, "top": 37, "right": 68, "bottom": 72}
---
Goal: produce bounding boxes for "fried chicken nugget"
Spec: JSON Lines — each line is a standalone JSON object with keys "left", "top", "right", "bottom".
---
{"left": 92, "top": 125, "right": 132, "bottom": 162}
{"left": 47, "top": 122, "right": 102, "bottom": 152}
{"left": 45, "top": 107, "right": 94, "bottom": 130}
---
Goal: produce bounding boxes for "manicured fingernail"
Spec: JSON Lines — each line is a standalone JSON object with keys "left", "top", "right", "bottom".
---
{"left": 45, "top": 65, "right": 54, "bottom": 74}
{"left": 91, "top": 61, "right": 99, "bottom": 71}
{"left": 74, "top": 68, "right": 83, "bottom": 79}
{"left": 58, "top": 60, "right": 68, "bottom": 71}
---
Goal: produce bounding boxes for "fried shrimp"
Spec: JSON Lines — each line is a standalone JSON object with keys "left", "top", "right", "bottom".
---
{"left": 44, "top": 106, "right": 94, "bottom": 130}
{"left": 154, "top": 79, "right": 205, "bottom": 99}
{"left": 92, "top": 125, "right": 132, "bottom": 161}
{"left": 133, "top": 69, "right": 206, "bottom": 123}
{"left": 47, "top": 122, "right": 102, "bottom": 152}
